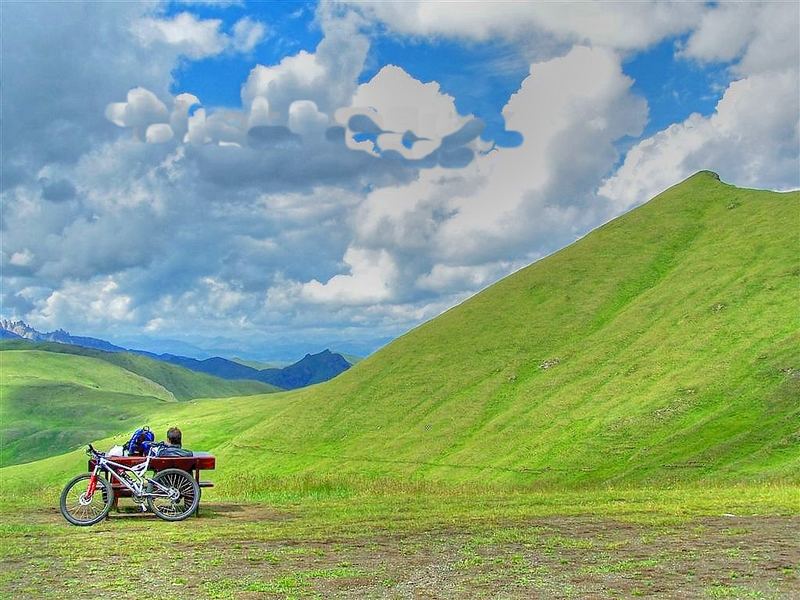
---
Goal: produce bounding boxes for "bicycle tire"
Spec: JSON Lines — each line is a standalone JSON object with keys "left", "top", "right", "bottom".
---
{"left": 146, "top": 468, "right": 200, "bottom": 521}
{"left": 60, "top": 473, "right": 114, "bottom": 526}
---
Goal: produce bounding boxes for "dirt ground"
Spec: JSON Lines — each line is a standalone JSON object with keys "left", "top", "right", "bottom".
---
{"left": 2, "top": 504, "right": 799, "bottom": 599}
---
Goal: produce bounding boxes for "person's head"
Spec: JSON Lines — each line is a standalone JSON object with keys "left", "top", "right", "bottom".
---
{"left": 167, "top": 426, "right": 182, "bottom": 446}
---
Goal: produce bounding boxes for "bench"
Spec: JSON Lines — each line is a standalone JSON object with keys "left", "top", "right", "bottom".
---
{"left": 88, "top": 451, "right": 216, "bottom": 515}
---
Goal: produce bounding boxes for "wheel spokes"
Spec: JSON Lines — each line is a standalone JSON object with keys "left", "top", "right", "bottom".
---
{"left": 150, "top": 472, "right": 195, "bottom": 518}
{"left": 64, "top": 479, "right": 108, "bottom": 522}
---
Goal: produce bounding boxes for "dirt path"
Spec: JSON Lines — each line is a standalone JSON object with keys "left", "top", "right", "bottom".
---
{"left": 1, "top": 505, "right": 798, "bottom": 598}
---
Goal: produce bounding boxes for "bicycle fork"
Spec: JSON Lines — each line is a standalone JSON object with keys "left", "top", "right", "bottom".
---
{"left": 84, "top": 466, "right": 101, "bottom": 502}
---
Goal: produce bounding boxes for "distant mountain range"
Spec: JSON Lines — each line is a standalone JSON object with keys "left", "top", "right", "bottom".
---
{"left": 0, "top": 319, "right": 353, "bottom": 390}
{"left": 0, "top": 319, "right": 126, "bottom": 352}
{"left": 134, "top": 348, "right": 351, "bottom": 389}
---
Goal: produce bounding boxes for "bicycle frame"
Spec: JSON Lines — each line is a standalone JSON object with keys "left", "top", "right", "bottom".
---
{"left": 89, "top": 449, "right": 175, "bottom": 500}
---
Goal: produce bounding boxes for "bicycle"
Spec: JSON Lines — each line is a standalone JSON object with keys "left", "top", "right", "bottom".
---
{"left": 60, "top": 443, "right": 200, "bottom": 526}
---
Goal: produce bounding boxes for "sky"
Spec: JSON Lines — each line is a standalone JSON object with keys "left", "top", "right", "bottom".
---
{"left": 1, "top": 0, "right": 798, "bottom": 361}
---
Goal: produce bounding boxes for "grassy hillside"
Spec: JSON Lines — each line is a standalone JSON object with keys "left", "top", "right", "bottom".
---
{"left": 0, "top": 350, "right": 178, "bottom": 466}
{"left": 2, "top": 172, "right": 798, "bottom": 499}
{"left": 0, "top": 340, "right": 277, "bottom": 400}
{"left": 0, "top": 344, "right": 277, "bottom": 467}
{"left": 216, "top": 172, "right": 799, "bottom": 489}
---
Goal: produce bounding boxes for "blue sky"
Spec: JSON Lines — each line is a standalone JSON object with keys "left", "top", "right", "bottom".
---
{"left": 1, "top": 1, "right": 797, "bottom": 360}
{"left": 167, "top": 1, "right": 323, "bottom": 108}
{"left": 169, "top": 3, "right": 728, "bottom": 149}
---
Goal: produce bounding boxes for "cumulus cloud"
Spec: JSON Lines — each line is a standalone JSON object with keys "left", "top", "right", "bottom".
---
{"left": 106, "top": 9, "right": 375, "bottom": 156}
{"left": 133, "top": 12, "right": 229, "bottom": 59}
{"left": 334, "top": 0, "right": 703, "bottom": 51}
{"left": 9, "top": 250, "right": 34, "bottom": 268}
{"left": 600, "top": 69, "right": 800, "bottom": 209}
{"left": 335, "top": 65, "right": 476, "bottom": 160}
{"left": 31, "top": 277, "right": 137, "bottom": 330}
{"left": 231, "top": 17, "right": 268, "bottom": 53}
{"left": 241, "top": 9, "right": 368, "bottom": 124}
{"left": 16, "top": 43, "right": 647, "bottom": 343}
{"left": 270, "top": 46, "right": 647, "bottom": 309}
{"left": 146, "top": 123, "right": 175, "bottom": 144}
{"left": 680, "top": 2, "right": 799, "bottom": 76}
{"left": 601, "top": 1, "right": 800, "bottom": 209}
{"left": 288, "top": 100, "right": 329, "bottom": 138}
{"left": 297, "top": 247, "right": 398, "bottom": 305}
{"left": 132, "top": 11, "right": 268, "bottom": 59}
{"left": 3, "top": 0, "right": 796, "bottom": 357}
{"left": 0, "top": 2, "right": 175, "bottom": 189}
{"left": 105, "top": 87, "right": 170, "bottom": 140}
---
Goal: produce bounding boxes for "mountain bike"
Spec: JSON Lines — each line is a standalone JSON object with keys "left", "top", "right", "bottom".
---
{"left": 59, "top": 444, "right": 200, "bottom": 526}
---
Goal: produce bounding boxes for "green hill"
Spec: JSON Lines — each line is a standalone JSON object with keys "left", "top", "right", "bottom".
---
{"left": 0, "top": 350, "right": 177, "bottom": 466}
{"left": 2, "top": 172, "right": 798, "bottom": 499}
{"left": 0, "top": 340, "right": 278, "bottom": 400}
{"left": 0, "top": 344, "right": 277, "bottom": 467}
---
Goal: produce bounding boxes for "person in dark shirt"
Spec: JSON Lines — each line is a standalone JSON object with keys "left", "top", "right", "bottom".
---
{"left": 167, "top": 426, "right": 182, "bottom": 447}
{"left": 159, "top": 426, "right": 193, "bottom": 457}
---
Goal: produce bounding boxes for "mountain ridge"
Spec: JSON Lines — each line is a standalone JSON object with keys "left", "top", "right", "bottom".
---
{"left": 0, "top": 319, "right": 126, "bottom": 352}
{"left": 0, "top": 320, "right": 352, "bottom": 390}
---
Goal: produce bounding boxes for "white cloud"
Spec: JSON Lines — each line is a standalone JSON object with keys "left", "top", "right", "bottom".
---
{"left": 9, "top": 250, "right": 34, "bottom": 267}
{"left": 599, "top": 68, "right": 800, "bottom": 210}
{"left": 681, "top": 2, "right": 800, "bottom": 76}
{"left": 185, "top": 108, "right": 211, "bottom": 144}
{"left": 335, "top": 0, "right": 703, "bottom": 51}
{"left": 132, "top": 11, "right": 267, "bottom": 60}
{"left": 105, "top": 87, "right": 169, "bottom": 140}
{"left": 241, "top": 10, "right": 368, "bottom": 125}
{"left": 202, "top": 277, "right": 246, "bottom": 312}
{"left": 273, "top": 46, "right": 647, "bottom": 308}
{"left": 288, "top": 100, "right": 329, "bottom": 137}
{"left": 31, "top": 277, "right": 136, "bottom": 330}
{"left": 601, "top": 1, "right": 800, "bottom": 210}
{"left": 416, "top": 260, "right": 523, "bottom": 293}
{"left": 170, "top": 93, "right": 201, "bottom": 141}
{"left": 435, "top": 45, "right": 646, "bottom": 262}
{"left": 231, "top": 17, "right": 267, "bottom": 53}
{"left": 4, "top": 0, "right": 796, "bottom": 356}
{"left": 296, "top": 248, "right": 398, "bottom": 305}
{"left": 0, "top": 1, "right": 180, "bottom": 189}
{"left": 133, "top": 12, "right": 229, "bottom": 59}
{"left": 335, "top": 65, "right": 471, "bottom": 159}
{"left": 146, "top": 123, "right": 174, "bottom": 144}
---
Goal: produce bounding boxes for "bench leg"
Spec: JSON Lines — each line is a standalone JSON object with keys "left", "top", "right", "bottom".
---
{"left": 194, "top": 467, "right": 200, "bottom": 517}
{"left": 105, "top": 473, "right": 120, "bottom": 512}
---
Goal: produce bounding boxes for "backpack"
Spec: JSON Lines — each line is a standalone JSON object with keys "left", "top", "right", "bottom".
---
{"left": 123, "top": 426, "right": 155, "bottom": 456}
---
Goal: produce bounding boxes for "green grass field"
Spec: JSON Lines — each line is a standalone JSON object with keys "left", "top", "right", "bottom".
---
{"left": 1, "top": 484, "right": 798, "bottom": 598}
{"left": 0, "top": 172, "right": 798, "bottom": 598}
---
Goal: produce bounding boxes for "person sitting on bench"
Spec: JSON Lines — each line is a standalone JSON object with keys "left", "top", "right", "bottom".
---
{"left": 158, "top": 426, "right": 193, "bottom": 457}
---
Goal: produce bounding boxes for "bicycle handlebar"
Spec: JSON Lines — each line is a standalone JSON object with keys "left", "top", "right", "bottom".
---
{"left": 86, "top": 444, "right": 103, "bottom": 457}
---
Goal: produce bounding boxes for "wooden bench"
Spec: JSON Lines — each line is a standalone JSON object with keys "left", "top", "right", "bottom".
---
{"left": 88, "top": 452, "right": 216, "bottom": 514}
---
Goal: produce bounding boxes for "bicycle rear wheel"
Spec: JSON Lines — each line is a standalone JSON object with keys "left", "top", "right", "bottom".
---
{"left": 146, "top": 468, "right": 200, "bottom": 521}
{"left": 60, "top": 473, "right": 114, "bottom": 526}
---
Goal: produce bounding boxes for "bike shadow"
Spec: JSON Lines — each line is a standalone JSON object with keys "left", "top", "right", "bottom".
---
{"left": 107, "top": 503, "right": 243, "bottom": 519}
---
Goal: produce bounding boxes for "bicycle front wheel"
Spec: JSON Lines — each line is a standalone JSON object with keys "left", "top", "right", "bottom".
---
{"left": 60, "top": 473, "right": 114, "bottom": 526}
{"left": 146, "top": 468, "right": 199, "bottom": 521}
